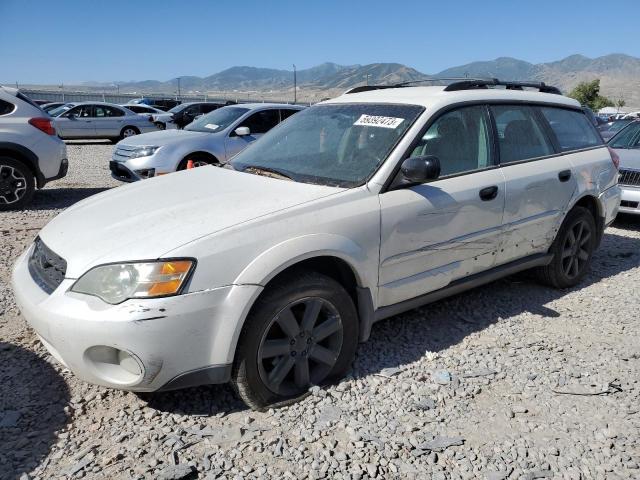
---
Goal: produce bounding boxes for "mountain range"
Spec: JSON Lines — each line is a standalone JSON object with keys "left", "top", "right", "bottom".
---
{"left": 104, "top": 54, "right": 640, "bottom": 108}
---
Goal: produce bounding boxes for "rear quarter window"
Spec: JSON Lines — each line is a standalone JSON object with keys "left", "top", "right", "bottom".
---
{"left": 0, "top": 99, "right": 15, "bottom": 115}
{"left": 539, "top": 107, "right": 602, "bottom": 152}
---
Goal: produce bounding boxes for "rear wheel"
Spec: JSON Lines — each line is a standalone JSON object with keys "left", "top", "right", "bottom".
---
{"left": 232, "top": 271, "right": 358, "bottom": 410}
{"left": 0, "top": 157, "right": 35, "bottom": 211}
{"left": 120, "top": 126, "right": 139, "bottom": 140}
{"left": 536, "top": 206, "right": 596, "bottom": 288}
{"left": 154, "top": 122, "right": 166, "bottom": 130}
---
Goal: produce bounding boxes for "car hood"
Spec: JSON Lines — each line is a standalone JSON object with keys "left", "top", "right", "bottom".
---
{"left": 614, "top": 148, "right": 640, "bottom": 170}
{"left": 117, "top": 129, "right": 212, "bottom": 147}
{"left": 38, "top": 167, "right": 345, "bottom": 278}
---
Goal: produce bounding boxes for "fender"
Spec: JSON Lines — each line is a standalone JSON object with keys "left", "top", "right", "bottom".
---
{"left": 234, "top": 233, "right": 377, "bottom": 292}
{"left": 0, "top": 142, "right": 45, "bottom": 187}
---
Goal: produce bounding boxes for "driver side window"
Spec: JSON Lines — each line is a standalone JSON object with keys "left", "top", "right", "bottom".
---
{"left": 409, "top": 105, "right": 493, "bottom": 177}
{"left": 67, "top": 105, "right": 93, "bottom": 118}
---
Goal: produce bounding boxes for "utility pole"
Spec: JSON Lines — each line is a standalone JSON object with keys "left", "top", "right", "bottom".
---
{"left": 364, "top": 74, "right": 370, "bottom": 86}
{"left": 177, "top": 77, "right": 181, "bottom": 99}
{"left": 293, "top": 64, "right": 297, "bottom": 104}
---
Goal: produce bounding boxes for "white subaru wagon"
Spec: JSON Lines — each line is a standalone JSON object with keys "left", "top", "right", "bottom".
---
{"left": 12, "top": 80, "right": 621, "bottom": 410}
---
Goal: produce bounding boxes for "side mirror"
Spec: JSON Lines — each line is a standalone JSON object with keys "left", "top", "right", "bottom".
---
{"left": 400, "top": 155, "right": 440, "bottom": 183}
{"left": 234, "top": 126, "right": 250, "bottom": 136}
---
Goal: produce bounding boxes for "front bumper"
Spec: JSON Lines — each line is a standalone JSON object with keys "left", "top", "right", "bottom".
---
{"left": 11, "top": 247, "right": 262, "bottom": 392}
{"left": 619, "top": 185, "right": 640, "bottom": 215}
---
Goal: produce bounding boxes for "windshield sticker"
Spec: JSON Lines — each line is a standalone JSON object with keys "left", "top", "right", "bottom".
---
{"left": 204, "top": 123, "right": 219, "bottom": 130}
{"left": 354, "top": 114, "right": 404, "bottom": 129}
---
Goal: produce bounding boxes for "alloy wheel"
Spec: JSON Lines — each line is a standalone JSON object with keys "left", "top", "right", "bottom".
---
{"left": 0, "top": 164, "right": 27, "bottom": 205}
{"left": 123, "top": 128, "right": 137, "bottom": 137}
{"left": 257, "top": 297, "right": 343, "bottom": 396}
{"left": 561, "top": 219, "right": 591, "bottom": 279}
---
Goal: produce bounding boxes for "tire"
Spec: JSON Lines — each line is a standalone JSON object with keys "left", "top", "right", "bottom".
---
{"left": 155, "top": 122, "right": 166, "bottom": 130}
{"left": 232, "top": 270, "right": 358, "bottom": 410}
{"left": 0, "top": 157, "right": 36, "bottom": 211}
{"left": 177, "top": 154, "right": 217, "bottom": 170}
{"left": 536, "top": 206, "right": 597, "bottom": 288}
{"left": 120, "top": 126, "right": 139, "bottom": 140}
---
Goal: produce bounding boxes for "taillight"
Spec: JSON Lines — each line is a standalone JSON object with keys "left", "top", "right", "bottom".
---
{"left": 607, "top": 146, "right": 620, "bottom": 170}
{"left": 28, "top": 117, "right": 56, "bottom": 136}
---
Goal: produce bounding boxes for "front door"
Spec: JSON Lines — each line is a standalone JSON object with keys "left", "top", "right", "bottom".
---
{"left": 56, "top": 105, "right": 96, "bottom": 138}
{"left": 225, "top": 109, "right": 280, "bottom": 159}
{"left": 379, "top": 105, "right": 505, "bottom": 307}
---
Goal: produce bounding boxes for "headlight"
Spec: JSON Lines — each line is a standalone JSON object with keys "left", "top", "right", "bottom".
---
{"left": 71, "top": 260, "right": 195, "bottom": 304}
{"left": 128, "top": 146, "right": 160, "bottom": 159}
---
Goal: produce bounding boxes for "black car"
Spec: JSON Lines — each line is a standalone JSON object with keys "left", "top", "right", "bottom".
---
{"left": 167, "top": 101, "right": 235, "bottom": 129}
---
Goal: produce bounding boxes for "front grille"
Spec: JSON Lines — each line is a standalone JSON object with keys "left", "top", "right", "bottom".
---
{"left": 112, "top": 144, "right": 139, "bottom": 162}
{"left": 619, "top": 169, "right": 640, "bottom": 187}
{"left": 28, "top": 238, "right": 67, "bottom": 294}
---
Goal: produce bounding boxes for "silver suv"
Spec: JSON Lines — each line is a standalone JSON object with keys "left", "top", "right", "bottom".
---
{"left": 110, "top": 103, "right": 304, "bottom": 181}
{"left": 0, "top": 86, "right": 68, "bottom": 210}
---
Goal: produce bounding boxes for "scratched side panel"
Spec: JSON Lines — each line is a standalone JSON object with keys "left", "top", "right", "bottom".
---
{"left": 378, "top": 169, "right": 505, "bottom": 306}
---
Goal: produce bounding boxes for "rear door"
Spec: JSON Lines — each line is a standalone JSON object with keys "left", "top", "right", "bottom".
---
{"left": 492, "top": 104, "right": 576, "bottom": 265}
{"left": 93, "top": 105, "right": 126, "bottom": 137}
{"left": 379, "top": 105, "right": 506, "bottom": 306}
{"left": 225, "top": 109, "right": 280, "bottom": 158}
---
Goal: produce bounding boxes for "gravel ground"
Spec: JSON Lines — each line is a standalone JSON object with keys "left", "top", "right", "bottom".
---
{"left": 1, "top": 142, "right": 639, "bottom": 480}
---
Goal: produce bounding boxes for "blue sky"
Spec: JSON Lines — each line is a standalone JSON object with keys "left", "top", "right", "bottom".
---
{"left": 1, "top": 0, "right": 639, "bottom": 84}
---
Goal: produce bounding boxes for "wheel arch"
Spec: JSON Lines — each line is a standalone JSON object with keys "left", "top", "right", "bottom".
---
{"left": 569, "top": 194, "right": 604, "bottom": 247}
{"left": 0, "top": 142, "right": 44, "bottom": 187}
{"left": 177, "top": 151, "right": 220, "bottom": 169}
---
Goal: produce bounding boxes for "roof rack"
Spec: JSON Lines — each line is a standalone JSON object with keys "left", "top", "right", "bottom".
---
{"left": 443, "top": 79, "right": 562, "bottom": 95}
{"left": 344, "top": 78, "right": 562, "bottom": 95}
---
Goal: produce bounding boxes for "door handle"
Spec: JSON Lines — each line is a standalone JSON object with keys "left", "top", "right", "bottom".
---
{"left": 558, "top": 170, "right": 572, "bottom": 182}
{"left": 479, "top": 185, "right": 499, "bottom": 201}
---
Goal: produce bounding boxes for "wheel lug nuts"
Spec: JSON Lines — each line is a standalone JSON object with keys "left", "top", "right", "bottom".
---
{"left": 306, "top": 338, "right": 312, "bottom": 344}
{"left": 290, "top": 339, "right": 296, "bottom": 345}
{"left": 291, "top": 351, "right": 296, "bottom": 357}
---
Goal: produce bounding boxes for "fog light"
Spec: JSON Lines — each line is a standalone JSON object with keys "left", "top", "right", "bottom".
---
{"left": 84, "top": 346, "right": 144, "bottom": 385}
{"left": 135, "top": 168, "right": 155, "bottom": 179}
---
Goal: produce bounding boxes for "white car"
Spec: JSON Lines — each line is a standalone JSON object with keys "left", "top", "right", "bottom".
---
{"left": 607, "top": 120, "right": 640, "bottom": 215}
{"left": 0, "top": 86, "right": 68, "bottom": 210}
{"left": 12, "top": 80, "right": 620, "bottom": 410}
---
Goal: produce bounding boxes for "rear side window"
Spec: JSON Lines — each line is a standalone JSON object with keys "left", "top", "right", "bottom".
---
{"left": 539, "top": 107, "right": 602, "bottom": 151}
{"left": 201, "top": 104, "right": 220, "bottom": 114}
{"left": 280, "top": 109, "right": 299, "bottom": 121}
{"left": 0, "top": 99, "right": 14, "bottom": 115}
{"left": 491, "top": 105, "right": 554, "bottom": 163}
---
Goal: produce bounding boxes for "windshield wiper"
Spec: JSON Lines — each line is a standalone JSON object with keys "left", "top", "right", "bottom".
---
{"left": 243, "top": 166, "right": 294, "bottom": 181}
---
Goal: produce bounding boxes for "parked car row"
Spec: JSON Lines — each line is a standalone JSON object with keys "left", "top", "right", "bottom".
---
{"left": 10, "top": 80, "right": 623, "bottom": 411}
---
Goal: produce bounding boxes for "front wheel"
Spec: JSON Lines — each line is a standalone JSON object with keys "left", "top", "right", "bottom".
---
{"left": 536, "top": 206, "right": 596, "bottom": 288}
{"left": 0, "top": 157, "right": 35, "bottom": 211}
{"left": 232, "top": 271, "right": 358, "bottom": 410}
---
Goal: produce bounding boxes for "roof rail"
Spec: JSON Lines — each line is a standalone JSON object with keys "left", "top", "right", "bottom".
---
{"left": 344, "top": 78, "right": 561, "bottom": 95}
{"left": 444, "top": 79, "right": 562, "bottom": 95}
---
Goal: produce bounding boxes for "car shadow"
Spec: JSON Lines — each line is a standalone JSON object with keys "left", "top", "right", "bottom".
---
{"left": 612, "top": 213, "right": 640, "bottom": 231}
{"left": 142, "top": 383, "right": 247, "bottom": 415}
{"left": 139, "top": 230, "right": 640, "bottom": 414}
{"left": 355, "top": 230, "right": 640, "bottom": 377}
{"left": 0, "top": 342, "right": 70, "bottom": 478}
{"left": 63, "top": 140, "right": 113, "bottom": 145}
{"left": 28, "top": 187, "right": 112, "bottom": 211}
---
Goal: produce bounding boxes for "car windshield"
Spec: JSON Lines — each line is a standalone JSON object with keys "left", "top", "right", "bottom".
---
{"left": 168, "top": 104, "right": 187, "bottom": 114}
{"left": 231, "top": 103, "right": 423, "bottom": 187}
{"left": 609, "top": 122, "right": 640, "bottom": 148}
{"left": 48, "top": 104, "right": 74, "bottom": 117}
{"left": 185, "top": 106, "right": 250, "bottom": 133}
{"left": 609, "top": 120, "right": 633, "bottom": 132}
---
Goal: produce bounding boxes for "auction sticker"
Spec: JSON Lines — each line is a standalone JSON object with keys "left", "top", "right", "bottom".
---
{"left": 204, "top": 123, "right": 219, "bottom": 130}
{"left": 354, "top": 114, "right": 404, "bottom": 129}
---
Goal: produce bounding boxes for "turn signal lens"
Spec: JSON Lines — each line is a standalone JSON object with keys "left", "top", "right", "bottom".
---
{"left": 148, "top": 261, "right": 193, "bottom": 296}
